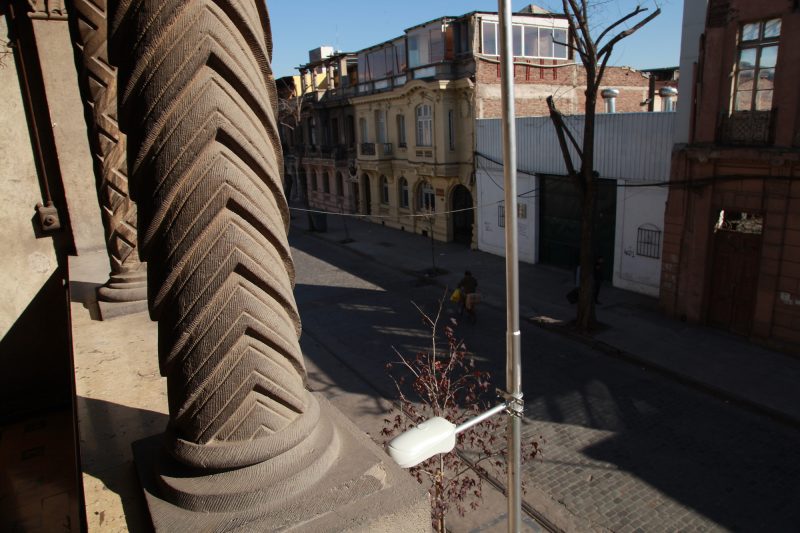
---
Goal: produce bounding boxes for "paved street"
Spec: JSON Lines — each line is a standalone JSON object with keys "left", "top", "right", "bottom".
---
{"left": 288, "top": 214, "right": 800, "bottom": 532}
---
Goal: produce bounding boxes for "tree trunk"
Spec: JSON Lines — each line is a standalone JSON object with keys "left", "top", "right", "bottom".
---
{"left": 576, "top": 88, "right": 597, "bottom": 330}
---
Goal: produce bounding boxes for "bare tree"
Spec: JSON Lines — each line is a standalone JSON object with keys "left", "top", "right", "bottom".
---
{"left": 382, "top": 298, "right": 540, "bottom": 532}
{"left": 548, "top": 1, "right": 660, "bottom": 331}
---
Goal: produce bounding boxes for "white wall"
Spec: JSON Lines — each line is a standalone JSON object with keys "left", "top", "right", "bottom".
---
{"left": 476, "top": 169, "right": 537, "bottom": 264}
{"left": 0, "top": 16, "right": 59, "bottom": 338}
{"left": 674, "top": 0, "right": 707, "bottom": 144}
{"left": 476, "top": 113, "right": 674, "bottom": 297}
{"left": 613, "top": 181, "right": 668, "bottom": 297}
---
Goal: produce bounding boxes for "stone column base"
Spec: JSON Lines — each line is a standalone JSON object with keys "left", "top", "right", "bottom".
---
{"left": 96, "top": 270, "right": 148, "bottom": 319}
{"left": 133, "top": 393, "right": 429, "bottom": 532}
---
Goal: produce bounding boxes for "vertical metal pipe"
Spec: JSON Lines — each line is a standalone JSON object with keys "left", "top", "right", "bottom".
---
{"left": 497, "top": 1, "right": 522, "bottom": 531}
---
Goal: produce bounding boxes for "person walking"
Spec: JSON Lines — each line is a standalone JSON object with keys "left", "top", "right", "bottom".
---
{"left": 593, "top": 257, "right": 604, "bottom": 304}
{"left": 457, "top": 270, "right": 478, "bottom": 323}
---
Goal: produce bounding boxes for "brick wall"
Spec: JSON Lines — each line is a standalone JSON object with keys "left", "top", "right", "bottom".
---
{"left": 661, "top": 149, "right": 800, "bottom": 351}
{"left": 475, "top": 59, "right": 649, "bottom": 118}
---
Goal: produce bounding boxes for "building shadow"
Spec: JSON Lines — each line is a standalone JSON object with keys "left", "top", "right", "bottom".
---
{"left": 76, "top": 396, "right": 168, "bottom": 533}
{"left": 289, "top": 224, "right": 800, "bottom": 531}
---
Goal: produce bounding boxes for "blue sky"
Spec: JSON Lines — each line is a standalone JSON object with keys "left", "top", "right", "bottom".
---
{"left": 268, "top": 0, "right": 684, "bottom": 78}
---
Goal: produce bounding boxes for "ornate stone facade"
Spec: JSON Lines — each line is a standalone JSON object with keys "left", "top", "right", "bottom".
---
{"left": 109, "top": 0, "right": 336, "bottom": 511}
{"left": 27, "top": 0, "right": 67, "bottom": 20}
{"left": 71, "top": 0, "right": 147, "bottom": 311}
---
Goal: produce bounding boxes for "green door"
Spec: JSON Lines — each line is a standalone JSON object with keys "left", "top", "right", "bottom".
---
{"left": 539, "top": 175, "right": 617, "bottom": 280}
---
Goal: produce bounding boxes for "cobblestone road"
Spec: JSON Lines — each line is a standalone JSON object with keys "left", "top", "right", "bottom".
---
{"left": 290, "top": 228, "right": 800, "bottom": 532}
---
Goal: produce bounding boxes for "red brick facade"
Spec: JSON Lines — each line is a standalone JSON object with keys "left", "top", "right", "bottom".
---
{"left": 475, "top": 58, "right": 650, "bottom": 118}
{"left": 660, "top": 1, "right": 800, "bottom": 351}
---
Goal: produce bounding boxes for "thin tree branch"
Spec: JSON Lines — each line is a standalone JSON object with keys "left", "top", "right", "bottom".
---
{"left": 595, "top": 5, "right": 647, "bottom": 47}
{"left": 597, "top": 8, "right": 661, "bottom": 58}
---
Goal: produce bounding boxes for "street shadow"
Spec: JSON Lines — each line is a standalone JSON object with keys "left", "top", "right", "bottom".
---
{"left": 0, "top": 269, "right": 72, "bottom": 423}
{"left": 288, "top": 224, "right": 800, "bottom": 531}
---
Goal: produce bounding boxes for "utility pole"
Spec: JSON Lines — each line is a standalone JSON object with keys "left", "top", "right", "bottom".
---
{"left": 498, "top": 0, "right": 522, "bottom": 531}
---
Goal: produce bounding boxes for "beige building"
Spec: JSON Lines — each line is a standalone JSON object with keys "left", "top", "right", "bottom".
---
{"left": 352, "top": 76, "right": 475, "bottom": 243}
{"left": 290, "top": 6, "right": 651, "bottom": 245}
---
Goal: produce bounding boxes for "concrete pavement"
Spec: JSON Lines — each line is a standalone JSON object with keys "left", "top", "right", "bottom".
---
{"left": 289, "top": 207, "right": 800, "bottom": 428}
{"left": 288, "top": 211, "right": 800, "bottom": 532}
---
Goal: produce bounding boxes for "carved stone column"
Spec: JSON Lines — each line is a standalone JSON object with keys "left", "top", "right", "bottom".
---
{"left": 108, "top": 2, "right": 427, "bottom": 529}
{"left": 70, "top": 0, "right": 147, "bottom": 318}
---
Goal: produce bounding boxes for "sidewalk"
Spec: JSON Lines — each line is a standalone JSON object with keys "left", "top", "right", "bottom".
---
{"left": 289, "top": 208, "right": 800, "bottom": 428}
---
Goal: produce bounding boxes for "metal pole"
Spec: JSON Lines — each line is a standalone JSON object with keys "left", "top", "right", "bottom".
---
{"left": 454, "top": 402, "right": 508, "bottom": 434}
{"left": 498, "top": 1, "right": 522, "bottom": 531}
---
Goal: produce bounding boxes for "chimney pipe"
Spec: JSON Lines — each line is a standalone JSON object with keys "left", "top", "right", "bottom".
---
{"left": 659, "top": 86, "right": 678, "bottom": 112}
{"left": 601, "top": 88, "right": 619, "bottom": 113}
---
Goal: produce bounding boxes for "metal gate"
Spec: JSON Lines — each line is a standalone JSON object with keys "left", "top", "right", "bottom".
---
{"left": 539, "top": 175, "right": 617, "bottom": 280}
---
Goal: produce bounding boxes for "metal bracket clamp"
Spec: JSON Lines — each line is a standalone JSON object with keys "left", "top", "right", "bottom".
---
{"left": 497, "top": 388, "right": 524, "bottom": 417}
{"left": 35, "top": 201, "right": 61, "bottom": 232}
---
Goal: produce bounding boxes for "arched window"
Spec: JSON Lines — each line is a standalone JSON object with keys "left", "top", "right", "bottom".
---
{"left": 418, "top": 180, "right": 435, "bottom": 211}
{"left": 310, "top": 171, "right": 318, "bottom": 191}
{"left": 336, "top": 172, "right": 344, "bottom": 196}
{"left": 380, "top": 176, "right": 389, "bottom": 204}
{"left": 323, "top": 171, "right": 331, "bottom": 193}
{"left": 415, "top": 104, "right": 432, "bottom": 147}
{"left": 398, "top": 177, "right": 409, "bottom": 208}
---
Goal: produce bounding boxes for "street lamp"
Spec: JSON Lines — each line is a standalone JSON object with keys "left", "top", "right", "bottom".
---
{"left": 389, "top": 3, "right": 523, "bottom": 531}
{"left": 386, "top": 403, "right": 509, "bottom": 468}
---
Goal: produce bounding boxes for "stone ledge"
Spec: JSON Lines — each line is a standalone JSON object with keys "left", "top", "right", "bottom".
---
{"left": 134, "top": 394, "right": 429, "bottom": 532}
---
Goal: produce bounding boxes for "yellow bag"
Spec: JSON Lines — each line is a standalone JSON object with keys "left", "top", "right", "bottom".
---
{"left": 450, "top": 288, "right": 462, "bottom": 303}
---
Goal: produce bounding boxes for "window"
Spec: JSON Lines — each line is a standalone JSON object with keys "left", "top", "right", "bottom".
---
{"left": 408, "top": 24, "right": 447, "bottom": 68}
{"left": 552, "top": 29, "right": 568, "bottom": 59}
{"left": 375, "top": 110, "right": 387, "bottom": 143}
{"left": 330, "top": 118, "right": 339, "bottom": 145}
{"left": 395, "top": 40, "right": 407, "bottom": 72}
{"left": 448, "top": 110, "right": 455, "bottom": 151}
{"left": 418, "top": 180, "right": 435, "bottom": 211}
{"left": 513, "top": 25, "right": 523, "bottom": 56}
{"left": 359, "top": 117, "right": 369, "bottom": 143}
{"left": 380, "top": 176, "right": 389, "bottom": 204}
{"left": 453, "top": 20, "right": 469, "bottom": 56}
{"left": 345, "top": 115, "right": 355, "bottom": 147}
{"left": 430, "top": 28, "right": 445, "bottom": 63}
{"left": 733, "top": 18, "right": 781, "bottom": 112}
{"left": 399, "top": 177, "right": 409, "bottom": 208}
{"left": 336, "top": 172, "right": 344, "bottom": 196}
{"left": 482, "top": 21, "right": 497, "bottom": 55}
{"left": 308, "top": 117, "right": 317, "bottom": 146}
{"left": 482, "top": 21, "right": 568, "bottom": 59}
{"left": 408, "top": 34, "right": 421, "bottom": 68}
{"left": 310, "top": 172, "right": 317, "bottom": 191}
{"left": 396, "top": 114, "right": 407, "bottom": 147}
{"left": 323, "top": 171, "right": 330, "bottom": 194}
{"left": 636, "top": 224, "right": 662, "bottom": 258}
{"left": 416, "top": 104, "right": 432, "bottom": 146}
{"left": 498, "top": 205, "right": 505, "bottom": 227}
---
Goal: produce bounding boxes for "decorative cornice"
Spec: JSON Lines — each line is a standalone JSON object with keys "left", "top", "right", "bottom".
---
{"left": 27, "top": 0, "right": 68, "bottom": 20}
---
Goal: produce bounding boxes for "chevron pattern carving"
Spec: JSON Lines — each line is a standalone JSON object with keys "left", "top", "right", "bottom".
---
{"left": 72, "top": 0, "right": 147, "bottom": 304}
{"left": 111, "top": 0, "right": 325, "bottom": 473}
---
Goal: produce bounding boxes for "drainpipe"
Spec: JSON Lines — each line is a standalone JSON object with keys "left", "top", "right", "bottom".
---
{"left": 602, "top": 88, "right": 619, "bottom": 113}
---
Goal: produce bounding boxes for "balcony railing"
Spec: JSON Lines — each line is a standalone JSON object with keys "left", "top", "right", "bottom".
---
{"left": 360, "top": 142, "right": 376, "bottom": 156}
{"left": 381, "top": 143, "right": 393, "bottom": 156}
{"left": 720, "top": 111, "right": 773, "bottom": 145}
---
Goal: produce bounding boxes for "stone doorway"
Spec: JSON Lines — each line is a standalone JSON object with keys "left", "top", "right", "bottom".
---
{"left": 362, "top": 174, "right": 371, "bottom": 215}
{"left": 451, "top": 185, "right": 473, "bottom": 245}
{"left": 707, "top": 210, "right": 762, "bottom": 336}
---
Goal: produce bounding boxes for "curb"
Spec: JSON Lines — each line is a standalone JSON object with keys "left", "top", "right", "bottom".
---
{"left": 292, "top": 223, "right": 800, "bottom": 432}
{"left": 527, "top": 317, "right": 800, "bottom": 431}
